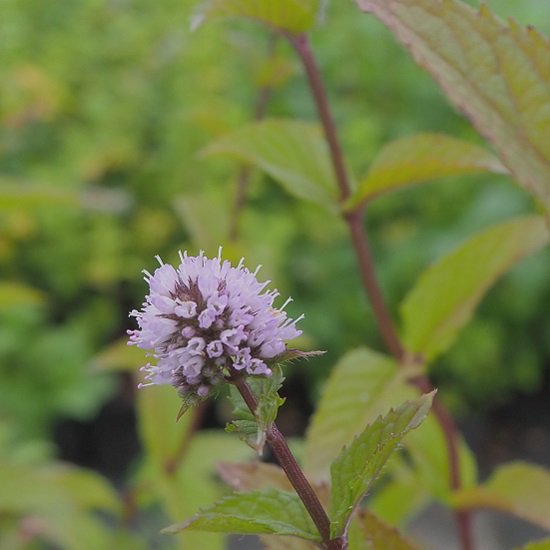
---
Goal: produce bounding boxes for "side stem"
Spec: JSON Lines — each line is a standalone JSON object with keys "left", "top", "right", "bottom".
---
{"left": 289, "top": 31, "right": 473, "bottom": 550}
{"left": 232, "top": 376, "right": 344, "bottom": 550}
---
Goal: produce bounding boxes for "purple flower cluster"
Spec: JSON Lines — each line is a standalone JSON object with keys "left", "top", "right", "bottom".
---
{"left": 128, "top": 250, "right": 302, "bottom": 403}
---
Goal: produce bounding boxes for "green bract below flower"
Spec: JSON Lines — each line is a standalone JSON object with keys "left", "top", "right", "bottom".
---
{"left": 128, "top": 250, "right": 303, "bottom": 405}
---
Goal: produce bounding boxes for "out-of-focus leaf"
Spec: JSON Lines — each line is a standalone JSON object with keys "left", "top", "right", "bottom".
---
{"left": 261, "top": 536, "right": 318, "bottom": 549}
{"left": 368, "top": 459, "right": 430, "bottom": 526}
{"left": 0, "top": 282, "right": 45, "bottom": 309}
{"left": 516, "top": 541, "right": 550, "bottom": 550}
{"left": 201, "top": 119, "right": 338, "bottom": 210}
{"left": 453, "top": 461, "right": 550, "bottom": 530}
{"left": 136, "top": 384, "right": 194, "bottom": 469}
{"left": 173, "top": 193, "right": 229, "bottom": 251}
{"left": 163, "top": 489, "right": 320, "bottom": 541}
{"left": 303, "top": 348, "right": 477, "bottom": 502}
{"left": 347, "top": 133, "right": 507, "bottom": 207}
{"left": 401, "top": 216, "right": 549, "bottom": 361}
{"left": 406, "top": 412, "right": 477, "bottom": 502}
{"left": 0, "top": 462, "right": 120, "bottom": 515}
{"left": 348, "top": 509, "right": 418, "bottom": 550}
{"left": 303, "top": 348, "right": 407, "bottom": 481}
{"left": 329, "top": 394, "right": 433, "bottom": 538}
{"left": 355, "top": 0, "right": 550, "bottom": 212}
{"left": 89, "top": 338, "right": 146, "bottom": 372}
{"left": 0, "top": 180, "right": 130, "bottom": 213}
{"left": 192, "top": 0, "right": 321, "bottom": 33}
{"left": 217, "top": 461, "right": 293, "bottom": 492}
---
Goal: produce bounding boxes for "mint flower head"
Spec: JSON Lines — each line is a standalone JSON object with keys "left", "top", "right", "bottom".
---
{"left": 128, "top": 250, "right": 303, "bottom": 405}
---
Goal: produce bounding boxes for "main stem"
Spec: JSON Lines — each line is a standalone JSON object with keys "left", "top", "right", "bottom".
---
{"left": 289, "top": 32, "right": 473, "bottom": 550}
{"left": 232, "top": 376, "right": 344, "bottom": 550}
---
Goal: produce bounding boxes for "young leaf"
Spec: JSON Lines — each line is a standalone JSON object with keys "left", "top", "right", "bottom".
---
{"left": 227, "top": 365, "right": 286, "bottom": 454}
{"left": 192, "top": 0, "right": 321, "bottom": 33}
{"left": 355, "top": 0, "right": 550, "bottom": 212}
{"left": 348, "top": 509, "right": 418, "bottom": 550}
{"left": 329, "top": 393, "right": 434, "bottom": 538}
{"left": 347, "top": 133, "right": 507, "bottom": 208}
{"left": 201, "top": 119, "right": 338, "bottom": 210}
{"left": 163, "top": 489, "right": 320, "bottom": 541}
{"left": 453, "top": 461, "right": 550, "bottom": 531}
{"left": 303, "top": 348, "right": 408, "bottom": 481}
{"left": 401, "top": 216, "right": 549, "bottom": 361}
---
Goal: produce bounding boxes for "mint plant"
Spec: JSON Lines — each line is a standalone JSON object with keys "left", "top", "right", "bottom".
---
{"left": 126, "top": 0, "right": 550, "bottom": 549}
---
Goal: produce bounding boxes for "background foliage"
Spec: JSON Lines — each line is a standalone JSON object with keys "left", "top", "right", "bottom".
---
{"left": 0, "top": 0, "right": 549, "bottom": 547}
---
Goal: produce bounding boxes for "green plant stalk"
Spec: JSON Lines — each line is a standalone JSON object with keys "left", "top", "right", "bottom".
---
{"left": 231, "top": 374, "right": 345, "bottom": 550}
{"left": 288, "top": 32, "right": 474, "bottom": 550}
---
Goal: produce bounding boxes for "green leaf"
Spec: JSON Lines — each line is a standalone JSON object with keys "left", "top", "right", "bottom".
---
{"left": 453, "top": 461, "right": 550, "bottom": 531}
{"left": 347, "top": 133, "right": 507, "bottom": 208}
{"left": 329, "top": 393, "right": 433, "bottom": 538}
{"left": 348, "top": 509, "right": 418, "bottom": 550}
{"left": 201, "top": 119, "right": 338, "bottom": 210}
{"left": 303, "top": 348, "right": 408, "bottom": 481}
{"left": 0, "top": 462, "right": 120, "bottom": 515}
{"left": 227, "top": 366, "right": 285, "bottom": 454}
{"left": 405, "top": 411, "right": 477, "bottom": 502}
{"left": 302, "top": 348, "right": 477, "bottom": 502}
{"left": 401, "top": 216, "right": 549, "bottom": 361}
{"left": 0, "top": 282, "right": 46, "bottom": 310}
{"left": 192, "top": 0, "right": 321, "bottom": 33}
{"left": 136, "top": 384, "right": 194, "bottom": 469}
{"left": 163, "top": 489, "right": 320, "bottom": 541}
{"left": 355, "top": 0, "right": 550, "bottom": 212}
{"left": 368, "top": 459, "right": 430, "bottom": 526}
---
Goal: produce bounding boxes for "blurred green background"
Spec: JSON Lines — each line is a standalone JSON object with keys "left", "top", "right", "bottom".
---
{"left": 0, "top": 0, "right": 549, "bottom": 547}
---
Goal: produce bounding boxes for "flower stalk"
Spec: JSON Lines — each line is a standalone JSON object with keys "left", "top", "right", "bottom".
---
{"left": 231, "top": 374, "right": 345, "bottom": 550}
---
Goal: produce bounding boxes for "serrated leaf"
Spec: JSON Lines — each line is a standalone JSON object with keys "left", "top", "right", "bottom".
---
{"left": 348, "top": 509, "right": 418, "bottom": 550}
{"left": 453, "top": 461, "right": 550, "bottom": 531}
{"left": 201, "top": 119, "right": 338, "bottom": 211}
{"left": 216, "top": 462, "right": 320, "bottom": 549}
{"left": 329, "top": 394, "right": 433, "bottom": 538}
{"left": 192, "top": 0, "right": 321, "bottom": 33}
{"left": 401, "top": 216, "right": 549, "bottom": 361}
{"left": 347, "top": 133, "right": 507, "bottom": 207}
{"left": 164, "top": 489, "right": 320, "bottom": 541}
{"left": 355, "top": 0, "right": 550, "bottom": 212}
{"left": 303, "top": 348, "right": 407, "bottom": 481}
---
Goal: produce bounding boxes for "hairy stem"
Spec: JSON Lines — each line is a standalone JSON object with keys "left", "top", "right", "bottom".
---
{"left": 229, "top": 35, "right": 277, "bottom": 242}
{"left": 232, "top": 376, "right": 344, "bottom": 550}
{"left": 290, "top": 31, "right": 474, "bottom": 550}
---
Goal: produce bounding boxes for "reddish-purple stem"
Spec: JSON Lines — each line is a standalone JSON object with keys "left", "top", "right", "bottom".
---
{"left": 289, "top": 31, "right": 474, "bottom": 550}
{"left": 232, "top": 376, "right": 344, "bottom": 550}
